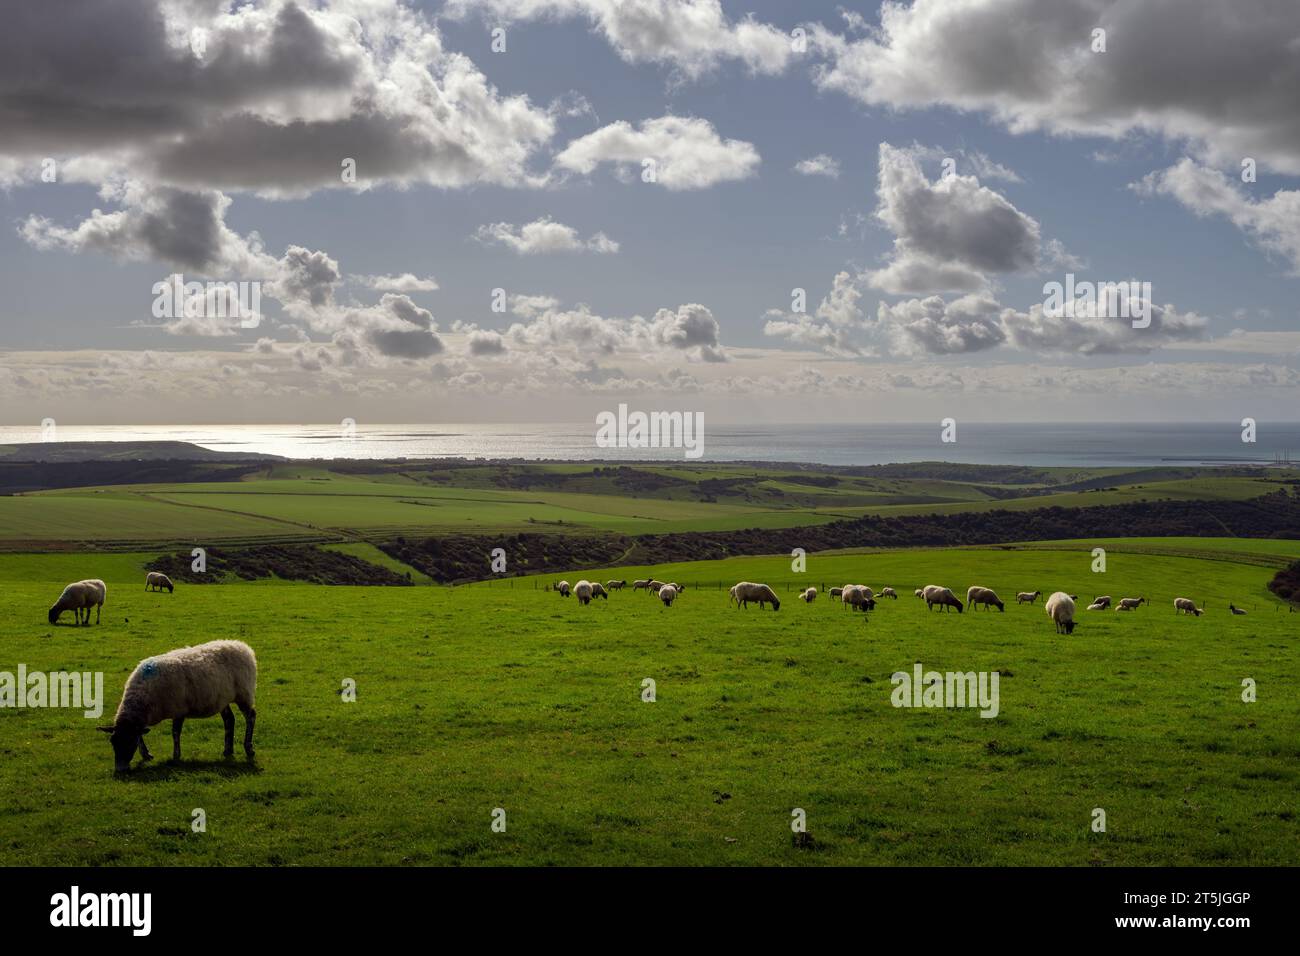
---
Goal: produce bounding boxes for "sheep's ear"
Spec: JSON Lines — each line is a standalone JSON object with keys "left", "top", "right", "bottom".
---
{"left": 97, "top": 726, "right": 114, "bottom": 733}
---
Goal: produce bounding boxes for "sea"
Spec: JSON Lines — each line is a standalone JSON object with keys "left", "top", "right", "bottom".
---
{"left": 2, "top": 422, "right": 1298, "bottom": 468}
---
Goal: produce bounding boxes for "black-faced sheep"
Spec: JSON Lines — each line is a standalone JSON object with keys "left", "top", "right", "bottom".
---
{"left": 606, "top": 580, "right": 627, "bottom": 590}
{"left": 1229, "top": 604, "right": 1247, "bottom": 615}
{"left": 100, "top": 639, "right": 256, "bottom": 773}
{"left": 731, "top": 581, "right": 780, "bottom": 611}
{"left": 923, "top": 585, "right": 964, "bottom": 613}
{"left": 1016, "top": 590, "right": 1042, "bottom": 604}
{"left": 632, "top": 579, "right": 651, "bottom": 591}
{"left": 49, "top": 579, "right": 106, "bottom": 626}
{"left": 1046, "top": 592, "right": 1076, "bottom": 634}
{"left": 1173, "top": 597, "right": 1203, "bottom": 616}
{"left": 800, "top": 587, "right": 817, "bottom": 603}
{"left": 575, "top": 580, "right": 594, "bottom": 605}
{"left": 966, "top": 586, "right": 1005, "bottom": 611}
{"left": 591, "top": 582, "right": 609, "bottom": 600}
{"left": 879, "top": 587, "right": 898, "bottom": 599}
{"left": 1117, "top": 597, "right": 1146, "bottom": 610}
{"left": 1091, "top": 595, "right": 1112, "bottom": 609}
{"left": 557, "top": 581, "right": 572, "bottom": 598}
{"left": 659, "top": 584, "right": 678, "bottom": 607}
{"left": 145, "top": 572, "right": 174, "bottom": 593}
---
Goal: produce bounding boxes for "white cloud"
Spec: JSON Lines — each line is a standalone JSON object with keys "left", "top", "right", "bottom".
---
{"left": 810, "top": 0, "right": 1300, "bottom": 175}
{"left": 1001, "top": 297, "right": 1208, "bottom": 355}
{"left": 794, "top": 155, "right": 840, "bottom": 178}
{"left": 351, "top": 273, "right": 440, "bottom": 293}
{"left": 475, "top": 217, "right": 619, "bottom": 254}
{"left": 1133, "top": 159, "right": 1300, "bottom": 274}
{"left": 446, "top": 0, "right": 794, "bottom": 79}
{"left": 877, "top": 293, "right": 1007, "bottom": 356}
{"left": 554, "top": 116, "right": 760, "bottom": 190}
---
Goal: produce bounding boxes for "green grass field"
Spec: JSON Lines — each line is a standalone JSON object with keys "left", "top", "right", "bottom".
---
{"left": 1, "top": 539, "right": 1295, "bottom": 866}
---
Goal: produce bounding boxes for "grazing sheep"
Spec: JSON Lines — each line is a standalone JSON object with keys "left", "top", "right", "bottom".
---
{"left": 557, "top": 580, "right": 571, "bottom": 598}
{"left": 1091, "top": 595, "right": 1112, "bottom": 609}
{"left": 101, "top": 640, "right": 256, "bottom": 773}
{"left": 879, "top": 587, "right": 898, "bottom": 599}
{"left": 1173, "top": 597, "right": 1202, "bottom": 616}
{"left": 646, "top": 580, "right": 665, "bottom": 595}
{"left": 828, "top": 587, "right": 843, "bottom": 598}
{"left": 731, "top": 581, "right": 781, "bottom": 611}
{"left": 145, "top": 571, "right": 174, "bottom": 593}
{"left": 923, "top": 585, "right": 964, "bottom": 613}
{"left": 665, "top": 582, "right": 685, "bottom": 593}
{"left": 842, "top": 585, "right": 876, "bottom": 612}
{"left": 1046, "top": 592, "right": 1076, "bottom": 634}
{"left": 1016, "top": 590, "right": 1042, "bottom": 605}
{"left": 606, "top": 580, "right": 627, "bottom": 591}
{"left": 48, "top": 579, "right": 106, "bottom": 626}
{"left": 658, "top": 584, "right": 678, "bottom": 607}
{"left": 914, "top": 589, "right": 924, "bottom": 599}
{"left": 632, "top": 579, "right": 651, "bottom": 591}
{"left": 1229, "top": 604, "right": 1247, "bottom": 615}
{"left": 1117, "top": 597, "right": 1146, "bottom": 611}
{"left": 800, "top": 587, "right": 817, "bottom": 603}
{"left": 966, "top": 586, "right": 1005, "bottom": 612}
{"left": 574, "top": 580, "right": 594, "bottom": 605}
{"left": 591, "top": 582, "right": 609, "bottom": 600}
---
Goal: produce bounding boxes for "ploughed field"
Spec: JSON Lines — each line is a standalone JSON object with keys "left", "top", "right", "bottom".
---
{"left": 0, "top": 541, "right": 1295, "bottom": 866}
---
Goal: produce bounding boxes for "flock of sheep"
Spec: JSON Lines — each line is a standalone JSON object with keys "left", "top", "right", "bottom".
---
{"left": 46, "top": 560, "right": 1248, "bottom": 774}
{"left": 551, "top": 576, "right": 1246, "bottom": 637}
{"left": 45, "top": 571, "right": 257, "bottom": 773}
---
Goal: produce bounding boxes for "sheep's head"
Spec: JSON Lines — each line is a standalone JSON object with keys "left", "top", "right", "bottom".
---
{"left": 771, "top": 599, "right": 780, "bottom": 611}
{"left": 1063, "top": 621, "right": 1076, "bottom": 634}
{"left": 996, "top": 601, "right": 1005, "bottom": 611}
{"left": 47, "top": 606, "right": 59, "bottom": 624}
{"left": 165, "top": 582, "right": 174, "bottom": 593}
{"left": 100, "top": 722, "right": 148, "bottom": 773}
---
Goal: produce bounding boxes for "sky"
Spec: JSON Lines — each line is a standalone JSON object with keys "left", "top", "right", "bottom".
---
{"left": 1, "top": 0, "right": 1299, "bottom": 426}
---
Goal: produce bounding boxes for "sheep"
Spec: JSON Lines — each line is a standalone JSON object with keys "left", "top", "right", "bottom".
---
{"left": 100, "top": 639, "right": 257, "bottom": 773}
{"left": 574, "top": 580, "right": 594, "bottom": 605}
{"left": 1229, "top": 604, "right": 1247, "bottom": 615}
{"left": 48, "top": 579, "right": 106, "bottom": 626}
{"left": 557, "top": 580, "right": 571, "bottom": 598}
{"left": 879, "top": 587, "right": 898, "bottom": 599}
{"left": 145, "top": 571, "right": 174, "bottom": 593}
{"left": 966, "top": 586, "right": 1005, "bottom": 612}
{"left": 646, "top": 580, "right": 665, "bottom": 595}
{"left": 1117, "top": 597, "right": 1146, "bottom": 611}
{"left": 1091, "top": 595, "right": 1112, "bottom": 609}
{"left": 828, "top": 587, "right": 843, "bottom": 598}
{"left": 842, "top": 585, "right": 876, "bottom": 612}
{"left": 1046, "top": 592, "right": 1076, "bottom": 634}
{"left": 914, "top": 589, "right": 924, "bottom": 599}
{"left": 1085, "top": 602, "right": 1107, "bottom": 611}
{"left": 658, "top": 584, "right": 678, "bottom": 607}
{"left": 665, "top": 582, "right": 685, "bottom": 593}
{"left": 799, "top": 587, "right": 817, "bottom": 603}
{"left": 1016, "top": 590, "right": 1042, "bottom": 605}
{"left": 606, "top": 580, "right": 627, "bottom": 591}
{"left": 731, "top": 581, "right": 780, "bottom": 611}
{"left": 591, "top": 582, "right": 609, "bottom": 600}
{"left": 1173, "top": 597, "right": 1202, "bottom": 616}
{"left": 632, "top": 579, "right": 651, "bottom": 591}
{"left": 923, "top": 585, "right": 964, "bottom": 613}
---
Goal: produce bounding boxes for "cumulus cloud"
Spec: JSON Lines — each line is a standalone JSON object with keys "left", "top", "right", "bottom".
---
{"left": 554, "top": 116, "right": 760, "bottom": 189}
{"left": 351, "top": 273, "right": 440, "bottom": 293}
{"left": 0, "top": 0, "right": 557, "bottom": 195}
{"left": 763, "top": 271, "right": 872, "bottom": 357}
{"left": 504, "top": 296, "right": 727, "bottom": 362}
{"left": 867, "top": 143, "right": 1047, "bottom": 294}
{"left": 1001, "top": 296, "right": 1208, "bottom": 355}
{"left": 1133, "top": 159, "right": 1300, "bottom": 274}
{"left": 475, "top": 217, "right": 619, "bottom": 254}
{"left": 877, "top": 293, "right": 1007, "bottom": 356}
{"left": 446, "top": 0, "right": 794, "bottom": 79}
{"left": 810, "top": 0, "right": 1300, "bottom": 175}
{"left": 794, "top": 155, "right": 840, "bottom": 178}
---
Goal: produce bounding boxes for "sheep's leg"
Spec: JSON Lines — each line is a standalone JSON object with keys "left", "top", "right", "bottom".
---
{"left": 95, "top": 603, "right": 100, "bottom": 624}
{"left": 138, "top": 735, "right": 153, "bottom": 761}
{"left": 171, "top": 717, "right": 184, "bottom": 761}
{"left": 238, "top": 703, "right": 256, "bottom": 758}
{"left": 221, "top": 706, "right": 235, "bottom": 757}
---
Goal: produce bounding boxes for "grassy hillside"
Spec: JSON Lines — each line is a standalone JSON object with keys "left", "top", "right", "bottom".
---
{"left": 1, "top": 540, "right": 1294, "bottom": 866}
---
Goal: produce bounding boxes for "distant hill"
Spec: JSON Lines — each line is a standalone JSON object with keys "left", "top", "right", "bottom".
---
{"left": 0, "top": 441, "right": 283, "bottom": 463}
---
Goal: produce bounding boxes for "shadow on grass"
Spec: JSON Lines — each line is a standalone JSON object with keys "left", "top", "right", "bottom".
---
{"left": 116, "top": 757, "right": 263, "bottom": 783}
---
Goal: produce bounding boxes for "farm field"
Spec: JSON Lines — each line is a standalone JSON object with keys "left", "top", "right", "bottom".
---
{"left": 3, "top": 463, "right": 1296, "bottom": 545}
{"left": 1, "top": 540, "right": 1295, "bottom": 866}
